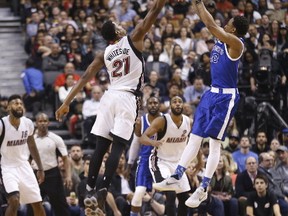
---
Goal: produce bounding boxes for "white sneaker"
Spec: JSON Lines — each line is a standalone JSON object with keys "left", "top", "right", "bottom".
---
{"left": 153, "top": 177, "right": 181, "bottom": 191}
{"left": 185, "top": 187, "right": 208, "bottom": 208}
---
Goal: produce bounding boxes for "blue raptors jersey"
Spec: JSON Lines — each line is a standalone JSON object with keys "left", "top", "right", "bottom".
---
{"left": 138, "top": 114, "right": 155, "bottom": 158}
{"left": 135, "top": 113, "right": 159, "bottom": 190}
{"left": 210, "top": 38, "right": 244, "bottom": 88}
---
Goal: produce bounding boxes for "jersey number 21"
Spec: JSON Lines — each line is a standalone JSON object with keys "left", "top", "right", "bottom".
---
{"left": 111, "top": 56, "right": 130, "bottom": 77}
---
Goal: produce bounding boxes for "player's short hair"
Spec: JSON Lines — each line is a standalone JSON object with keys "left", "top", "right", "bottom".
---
{"left": 147, "top": 95, "right": 160, "bottom": 104}
{"left": 101, "top": 20, "right": 117, "bottom": 42}
{"left": 8, "top": 94, "right": 22, "bottom": 103}
{"left": 233, "top": 16, "right": 249, "bottom": 37}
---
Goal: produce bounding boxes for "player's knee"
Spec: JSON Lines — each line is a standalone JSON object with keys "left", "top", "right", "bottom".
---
{"left": 7, "top": 193, "right": 20, "bottom": 208}
{"left": 131, "top": 186, "right": 146, "bottom": 207}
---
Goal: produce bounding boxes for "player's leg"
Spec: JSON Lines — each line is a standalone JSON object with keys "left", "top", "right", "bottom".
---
{"left": 130, "top": 186, "right": 147, "bottom": 215}
{"left": 30, "top": 201, "right": 45, "bottom": 216}
{"left": 186, "top": 92, "right": 239, "bottom": 208}
{"left": 86, "top": 136, "right": 111, "bottom": 191}
{"left": 5, "top": 193, "right": 19, "bottom": 216}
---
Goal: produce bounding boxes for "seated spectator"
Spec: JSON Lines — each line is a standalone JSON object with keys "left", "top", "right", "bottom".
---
{"left": 232, "top": 135, "right": 258, "bottom": 173}
{"left": 82, "top": 85, "right": 103, "bottom": 139}
{"left": 58, "top": 73, "right": 76, "bottom": 103}
{"left": 170, "top": 44, "right": 185, "bottom": 69}
{"left": 168, "top": 67, "right": 185, "bottom": 92}
{"left": 184, "top": 76, "right": 209, "bottom": 110}
{"left": 146, "top": 70, "right": 167, "bottom": 97}
{"left": 142, "top": 37, "right": 154, "bottom": 62}
{"left": 79, "top": 34, "right": 94, "bottom": 70}
{"left": 246, "top": 174, "right": 281, "bottom": 216}
{"left": 58, "top": 156, "right": 81, "bottom": 197}
{"left": 146, "top": 40, "right": 170, "bottom": 64}
{"left": 54, "top": 62, "right": 80, "bottom": 92}
{"left": 188, "top": 52, "right": 211, "bottom": 86}
{"left": 265, "top": 0, "right": 286, "bottom": 23}
{"left": 235, "top": 157, "right": 262, "bottom": 216}
{"left": 140, "top": 190, "right": 166, "bottom": 216}
{"left": 160, "top": 83, "right": 184, "bottom": 113}
{"left": 251, "top": 131, "right": 270, "bottom": 155}
{"left": 109, "top": 152, "right": 134, "bottom": 216}
{"left": 29, "top": 30, "right": 48, "bottom": 69}
{"left": 186, "top": 156, "right": 225, "bottom": 216}
{"left": 42, "top": 42, "right": 67, "bottom": 72}
{"left": 66, "top": 39, "right": 82, "bottom": 70}
{"left": 114, "top": 0, "right": 137, "bottom": 26}
{"left": 70, "top": 145, "right": 84, "bottom": 176}
{"left": 174, "top": 27, "right": 194, "bottom": 56}
{"left": 26, "top": 11, "right": 41, "bottom": 38}
{"left": 210, "top": 154, "right": 239, "bottom": 216}
{"left": 270, "top": 138, "right": 281, "bottom": 152}
{"left": 182, "top": 50, "right": 199, "bottom": 84}
{"left": 78, "top": 155, "right": 122, "bottom": 216}
{"left": 195, "top": 28, "right": 212, "bottom": 56}
{"left": 145, "top": 47, "right": 172, "bottom": 86}
{"left": 183, "top": 102, "right": 194, "bottom": 119}
{"left": 66, "top": 91, "right": 85, "bottom": 138}
{"left": 21, "top": 58, "right": 45, "bottom": 116}
{"left": 258, "top": 152, "right": 288, "bottom": 215}
{"left": 274, "top": 146, "right": 288, "bottom": 196}
{"left": 224, "top": 135, "right": 240, "bottom": 153}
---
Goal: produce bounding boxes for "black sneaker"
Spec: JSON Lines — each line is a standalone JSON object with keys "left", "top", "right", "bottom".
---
{"left": 84, "top": 188, "right": 107, "bottom": 215}
{"left": 84, "top": 191, "right": 98, "bottom": 216}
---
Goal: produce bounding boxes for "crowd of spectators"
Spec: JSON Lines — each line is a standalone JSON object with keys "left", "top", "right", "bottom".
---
{"left": 1, "top": 0, "right": 288, "bottom": 215}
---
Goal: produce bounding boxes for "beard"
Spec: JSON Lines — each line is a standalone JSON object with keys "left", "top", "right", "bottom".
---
{"left": 11, "top": 109, "right": 23, "bottom": 118}
{"left": 171, "top": 107, "right": 183, "bottom": 116}
{"left": 148, "top": 109, "right": 160, "bottom": 116}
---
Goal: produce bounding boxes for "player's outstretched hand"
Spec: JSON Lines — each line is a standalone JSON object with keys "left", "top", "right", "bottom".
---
{"left": 55, "top": 103, "right": 70, "bottom": 122}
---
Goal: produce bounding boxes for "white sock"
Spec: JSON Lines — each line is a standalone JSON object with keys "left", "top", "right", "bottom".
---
{"left": 204, "top": 138, "right": 221, "bottom": 178}
{"left": 178, "top": 134, "right": 203, "bottom": 168}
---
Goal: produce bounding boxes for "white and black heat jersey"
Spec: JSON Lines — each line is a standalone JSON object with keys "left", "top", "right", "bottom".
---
{"left": 152, "top": 114, "right": 191, "bottom": 162}
{"left": 0, "top": 116, "right": 34, "bottom": 167}
{"left": 104, "top": 35, "right": 144, "bottom": 93}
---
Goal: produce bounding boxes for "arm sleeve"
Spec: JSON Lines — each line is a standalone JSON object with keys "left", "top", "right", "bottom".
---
{"left": 128, "top": 134, "right": 141, "bottom": 165}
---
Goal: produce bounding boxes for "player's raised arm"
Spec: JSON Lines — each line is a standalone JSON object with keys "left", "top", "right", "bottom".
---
{"left": 193, "top": 1, "right": 246, "bottom": 58}
{"left": 139, "top": 116, "right": 165, "bottom": 147}
{"left": 55, "top": 51, "right": 104, "bottom": 121}
{"left": 130, "top": 0, "right": 167, "bottom": 51}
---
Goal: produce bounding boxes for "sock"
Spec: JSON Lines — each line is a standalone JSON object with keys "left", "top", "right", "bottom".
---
{"left": 200, "top": 177, "right": 211, "bottom": 190}
{"left": 172, "top": 165, "right": 186, "bottom": 180}
{"left": 130, "top": 212, "right": 138, "bottom": 216}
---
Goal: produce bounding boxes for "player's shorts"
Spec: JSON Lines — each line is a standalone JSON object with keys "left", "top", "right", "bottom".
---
{"left": 2, "top": 161, "right": 42, "bottom": 204}
{"left": 91, "top": 89, "right": 137, "bottom": 141}
{"left": 135, "top": 156, "right": 153, "bottom": 191}
{"left": 149, "top": 154, "right": 190, "bottom": 194}
{"left": 192, "top": 86, "right": 240, "bottom": 141}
